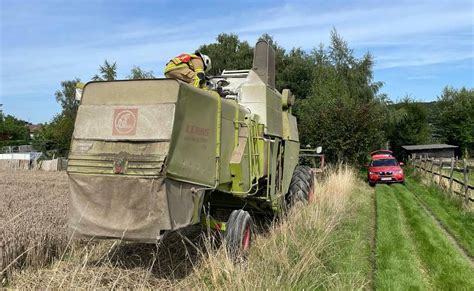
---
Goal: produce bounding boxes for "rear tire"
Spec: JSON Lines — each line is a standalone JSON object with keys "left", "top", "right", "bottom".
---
{"left": 225, "top": 210, "right": 253, "bottom": 259}
{"left": 369, "top": 182, "right": 376, "bottom": 187}
{"left": 286, "top": 165, "right": 314, "bottom": 208}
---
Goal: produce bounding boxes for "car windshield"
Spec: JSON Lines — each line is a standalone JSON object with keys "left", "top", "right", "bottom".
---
{"left": 371, "top": 159, "right": 398, "bottom": 167}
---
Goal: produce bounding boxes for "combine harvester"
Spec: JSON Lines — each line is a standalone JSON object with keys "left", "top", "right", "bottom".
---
{"left": 67, "top": 41, "right": 315, "bottom": 256}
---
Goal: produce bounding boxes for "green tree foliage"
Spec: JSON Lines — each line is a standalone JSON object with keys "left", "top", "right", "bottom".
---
{"left": 55, "top": 79, "right": 81, "bottom": 116}
{"left": 32, "top": 114, "right": 74, "bottom": 157}
{"left": 387, "top": 97, "right": 431, "bottom": 158}
{"left": 198, "top": 31, "right": 388, "bottom": 163}
{"left": 297, "top": 30, "right": 386, "bottom": 163}
{"left": 33, "top": 79, "right": 79, "bottom": 156}
{"left": 0, "top": 113, "right": 30, "bottom": 146}
{"left": 127, "top": 66, "right": 155, "bottom": 79}
{"left": 198, "top": 33, "right": 253, "bottom": 76}
{"left": 277, "top": 47, "right": 313, "bottom": 100}
{"left": 433, "top": 87, "right": 474, "bottom": 157}
{"left": 259, "top": 34, "right": 314, "bottom": 99}
{"left": 199, "top": 33, "right": 313, "bottom": 99}
{"left": 92, "top": 60, "right": 117, "bottom": 81}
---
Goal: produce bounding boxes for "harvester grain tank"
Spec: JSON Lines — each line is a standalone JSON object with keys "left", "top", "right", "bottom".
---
{"left": 67, "top": 40, "right": 314, "bottom": 255}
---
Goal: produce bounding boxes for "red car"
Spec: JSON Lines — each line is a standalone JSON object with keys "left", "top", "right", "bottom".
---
{"left": 367, "top": 151, "right": 405, "bottom": 186}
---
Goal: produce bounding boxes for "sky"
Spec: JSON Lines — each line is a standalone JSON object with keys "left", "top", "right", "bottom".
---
{"left": 0, "top": 0, "right": 473, "bottom": 123}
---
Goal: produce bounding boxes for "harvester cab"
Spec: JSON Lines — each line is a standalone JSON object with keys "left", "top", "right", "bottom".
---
{"left": 67, "top": 40, "right": 315, "bottom": 257}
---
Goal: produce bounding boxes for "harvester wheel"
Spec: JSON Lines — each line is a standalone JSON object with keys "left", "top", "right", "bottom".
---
{"left": 225, "top": 209, "right": 253, "bottom": 259}
{"left": 287, "top": 165, "right": 314, "bottom": 207}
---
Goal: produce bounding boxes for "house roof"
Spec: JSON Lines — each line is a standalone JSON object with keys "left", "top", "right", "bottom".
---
{"left": 27, "top": 124, "right": 43, "bottom": 132}
{"left": 401, "top": 144, "right": 458, "bottom": 151}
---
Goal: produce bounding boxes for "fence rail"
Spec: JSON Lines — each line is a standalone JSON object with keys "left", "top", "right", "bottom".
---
{"left": 411, "top": 157, "right": 473, "bottom": 205}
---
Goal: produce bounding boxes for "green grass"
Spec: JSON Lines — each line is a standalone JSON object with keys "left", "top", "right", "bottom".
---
{"left": 441, "top": 168, "right": 474, "bottom": 186}
{"left": 405, "top": 175, "right": 474, "bottom": 257}
{"left": 375, "top": 184, "right": 429, "bottom": 290}
{"left": 375, "top": 182, "right": 474, "bottom": 290}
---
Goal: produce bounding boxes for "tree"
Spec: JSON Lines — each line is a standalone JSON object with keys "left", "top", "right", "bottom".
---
{"left": 33, "top": 79, "right": 80, "bottom": 156}
{"left": 387, "top": 97, "right": 431, "bottom": 159}
{"left": 277, "top": 47, "right": 313, "bottom": 100}
{"left": 199, "top": 33, "right": 313, "bottom": 99}
{"left": 33, "top": 116, "right": 74, "bottom": 157}
{"left": 258, "top": 34, "right": 313, "bottom": 99}
{"left": 127, "top": 66, "right": 155, "bottom": 79}
{"left": 297, "top": 30, "right": 387, "bottom": 163}
{"left": 198, "top": 33, "right": 253, "bottom": 75}
{"left": 0, "top": 114, "right": 30, "bottom": 146}
{"left": 55, "top": 79, "right": 81, "bottom": 116}
{"left": 92, "top": 60, "right": 117, "bottom": 81}
{"left": 433, "top": 87, "right": 474, "bottom": 158}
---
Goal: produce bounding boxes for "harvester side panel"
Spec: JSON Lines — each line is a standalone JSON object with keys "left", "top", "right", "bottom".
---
{"left": 282, "top": 112, "right": 299, "bottom": 142}
{"left": 240, "top": 76, "right": 283, "bottom": 137}
{"left": 282, "top": 141, "right": 300, "bottom": 194}
{"left": 281, "top": 111, "right": 300, "bottom": 194}
{"left": 218, "top": 98, "right": 248, "bottom": 188}
{"left": 165, "top": 85, "right": 219, "bottom": 187}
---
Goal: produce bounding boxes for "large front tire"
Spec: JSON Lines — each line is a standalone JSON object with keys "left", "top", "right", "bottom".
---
{"left": 286, "top": 165, "right": 315, "bottom": 208}
{"left": 225, "top": 210, "right": 253, "bottom": 259}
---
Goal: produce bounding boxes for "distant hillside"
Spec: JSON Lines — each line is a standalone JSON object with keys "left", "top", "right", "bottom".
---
{"left": 390, "top": 101, "right": 437, "bottom": 112}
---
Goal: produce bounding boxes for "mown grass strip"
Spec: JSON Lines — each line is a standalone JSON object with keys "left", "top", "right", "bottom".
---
{"left": 405, "top": 175, "right": 474, "bottom": 257}
{"left": 392, "top": 184, "right": 474, "bottom": 289}
{"left": 375, "top": 184, "right": 429, "bottom": 290}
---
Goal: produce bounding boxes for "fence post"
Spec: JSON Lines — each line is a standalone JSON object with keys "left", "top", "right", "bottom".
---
{"left": 449, "top": 156, "right": 455, "bottom": 194}
{"left": 438, "top": 160, "right": 443, "bottom": 186}
{"left": 430, "top": 160, "right": 436, "bottom": 182}
{"left": 426, "top": 158, "right": 430, "bottom": 177}
{"left": 463, "top": 159, "right": 469, "bottom": 206}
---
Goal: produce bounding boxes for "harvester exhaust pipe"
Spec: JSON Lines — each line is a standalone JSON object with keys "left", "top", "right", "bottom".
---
{"left": 252, "top": 40, "right": 276, "bottom": 89}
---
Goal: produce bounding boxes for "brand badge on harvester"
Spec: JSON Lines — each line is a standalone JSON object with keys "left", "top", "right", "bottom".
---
{"left": 112, "top": 108, "right": 138, "bottom": 135}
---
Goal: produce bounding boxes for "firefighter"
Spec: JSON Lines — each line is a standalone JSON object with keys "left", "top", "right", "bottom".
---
{"left": 164, "top": 52, "right": 212, "bottom": 89}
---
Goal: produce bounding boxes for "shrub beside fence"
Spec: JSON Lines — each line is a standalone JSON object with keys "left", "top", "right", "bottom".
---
{"left": 411, "top": 156, "right": 473, "bottom": 206}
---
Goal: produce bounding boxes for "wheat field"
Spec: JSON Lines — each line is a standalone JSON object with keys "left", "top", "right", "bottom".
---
{"left": 0, "top": 170, "right": 69, "bottom": 285}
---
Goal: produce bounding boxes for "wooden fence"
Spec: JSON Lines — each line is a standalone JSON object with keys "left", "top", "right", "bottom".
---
{"left": 411, "top": 157, "right": 473, "bottom": 205}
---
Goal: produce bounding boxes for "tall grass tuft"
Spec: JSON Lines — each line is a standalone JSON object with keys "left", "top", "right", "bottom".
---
{"left": 185, "top": 164, "right": 358, "bottom": 290}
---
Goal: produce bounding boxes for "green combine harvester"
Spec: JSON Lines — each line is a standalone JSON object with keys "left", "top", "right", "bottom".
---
{"left": 67, "top": 40, "right": 315, "bottom": 255}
